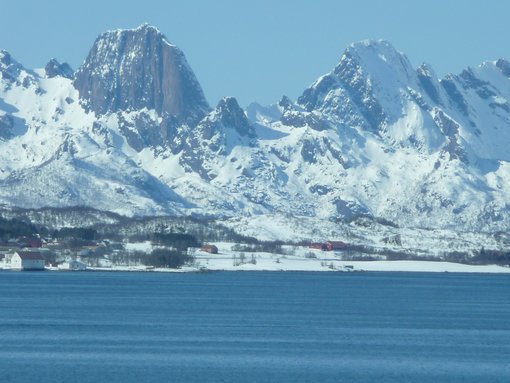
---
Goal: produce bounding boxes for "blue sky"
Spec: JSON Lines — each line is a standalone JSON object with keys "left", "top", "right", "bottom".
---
{"left": 1, "top": 0, "right": 508, "bottom": 107}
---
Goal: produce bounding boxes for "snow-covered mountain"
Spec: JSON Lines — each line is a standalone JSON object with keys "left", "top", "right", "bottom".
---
{"left": 1, "top": 25, "right": 510, "bottom": 234}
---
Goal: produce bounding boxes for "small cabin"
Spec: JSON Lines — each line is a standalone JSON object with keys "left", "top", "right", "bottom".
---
{"left": 10, "top": 251, "right": 45, "bottom": 270}
{"left": 308, "top": 243, "right": 327, "bottom": 251}
{"left": 201, "top": 244, "right": 219, "bottom": 254}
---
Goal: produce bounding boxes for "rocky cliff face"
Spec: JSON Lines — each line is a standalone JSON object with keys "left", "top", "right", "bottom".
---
{"left": 74, "top": 24, "right": 209, "bottom": 124}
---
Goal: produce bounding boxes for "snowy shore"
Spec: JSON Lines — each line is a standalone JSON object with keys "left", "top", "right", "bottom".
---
{"left": 2, "top": 241, "right": 510, "bottom": 274}
{"left": 95, "top": 260, "right": 510, "bottom": 274}
{"left": 2, "top": 260, "right": 510, "bottom": 273}
{"left": 187, "top": 242, "right": 510, "bottom": 274}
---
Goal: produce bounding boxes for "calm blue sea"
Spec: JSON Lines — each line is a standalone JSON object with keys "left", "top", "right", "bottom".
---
{"left": 0, "top": 271, "right": 509, "bottom": 383}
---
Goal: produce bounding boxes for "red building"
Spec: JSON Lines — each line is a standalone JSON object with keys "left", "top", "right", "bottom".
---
{"left": 201, "top": 244, "right": 219, "bottom": 254}
{"left": 308, "top": 241, "right": 347, "bottom": 251}
{"left": 324, "top": 241, "right": 347, "bottom": 251}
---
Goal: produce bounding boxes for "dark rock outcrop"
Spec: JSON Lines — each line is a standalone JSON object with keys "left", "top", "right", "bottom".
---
{"left": 496, "top": 58, "right": 510, "bottom": 77}
{"left": 0, "top": 114, "right": 14, "bottom": 139}
{"left": 0, "top": 50, "right": 23, "bottom": 83}
{"left": 45, "top": 58, "right": 73, "bottom": 79}
{"left": 214, "top": 97, "right": 253, "bottom": 137}
{"left": 195, "top": 97, "right": 255, "bottom": 150}
{"left": 0, "top": 50, "right": 38, "bottom": 89}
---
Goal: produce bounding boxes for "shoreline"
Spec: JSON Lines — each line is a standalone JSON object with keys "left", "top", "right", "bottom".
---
{"left": 2, "top": 259, "right": 510, "bottom": 274}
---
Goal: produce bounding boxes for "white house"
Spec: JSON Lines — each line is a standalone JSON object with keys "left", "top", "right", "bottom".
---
{"left": 10, "top": 251, "right": 45, "bottom": 270}
{"left": 58, "top": 260, "right": 87, "bottom": 271}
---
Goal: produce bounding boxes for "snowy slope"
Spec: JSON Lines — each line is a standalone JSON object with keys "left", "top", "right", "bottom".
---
{"left": 1, "top": 27, "right": 510, "bottom": 239}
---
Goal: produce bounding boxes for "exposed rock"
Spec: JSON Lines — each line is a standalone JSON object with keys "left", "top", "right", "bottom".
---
{"left": 0, "top": 50, "right": 23, "bottom": 84}
{"left": 416, "top": 63, "right": 442, "bottom": 105}
{"left": 0, "top": 114, "right": 14, "bottom": 139}
{"left": 45, "top": 58, "right": 73, "bottom": 79}
{"left": 496, "top": 58, "right": 510, "bottom": 77}
{"left": 74, "top": 24, "right": 209, "bottom": 124}
{"left": 214, "top": 97, "right": 253, "bottom": 137}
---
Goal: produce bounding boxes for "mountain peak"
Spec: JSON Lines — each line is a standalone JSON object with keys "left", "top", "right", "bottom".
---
{"left": 298, "top": 40, "right": 415, "bottom": 128}
{"left": 214, "top": 96, "right": 253, "bottom": 136}
{"left": 74, "top": 25, "right": 209, "bottom": 122}
{"left": 340, "top": 39, "right": 413, "bottom": 75}
{"left": 348, "top": 39, "right": 396, "bottom": 51}
{"left": 344, "top": 39, "right": 404, "bottom": 61}
{"left": 0, "top": 50, "right": 11, "bottom": 64}
{"left": 133, "top": 23, "right": 163, "bottom": 35}
{"left": 417, "top": 62, "right": 437, "bottom": 77}
{"left": 496, "top": 58, "right": 510, "bottom": 77}
{"left": 0, "top": 50, "right": 29, "bottom": 84}
{"left": 105, "top": 24, "right": 169, "bottom": 45}
{"left": 0, "top": 50, "right": 18, "bottom": 70}
{"left": 45, "top": 58, "right": 73, "bottom": 79}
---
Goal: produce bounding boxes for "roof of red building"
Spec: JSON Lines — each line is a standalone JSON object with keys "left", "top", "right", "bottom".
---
{"left": 326, "top": 241, "right": 347, "bottom": 248}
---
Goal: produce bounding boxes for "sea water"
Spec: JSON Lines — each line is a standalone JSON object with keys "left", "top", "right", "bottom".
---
{"left": 0, "top": 271, "right": 509, "bottom": 382}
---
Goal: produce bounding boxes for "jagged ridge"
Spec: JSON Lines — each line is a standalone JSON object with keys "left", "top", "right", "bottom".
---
{"left": 0, "top": 27, "right": 510, "bottom": 235}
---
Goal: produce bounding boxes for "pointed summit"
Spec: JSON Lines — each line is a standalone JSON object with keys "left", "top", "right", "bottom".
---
{"left": 298, "top": 40, "right": 424, "bottom": 131}
{"left": 335, "top": 40, "right": 415, "bottom": 83}
{"left": 74, "top": 24, "right": 209, "bottom": 123}
{"left": 214, "top": 97, "right": 253, "bottom": 136}
{"left": 0, "top": 50, "right": 11, "bottom": 65}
